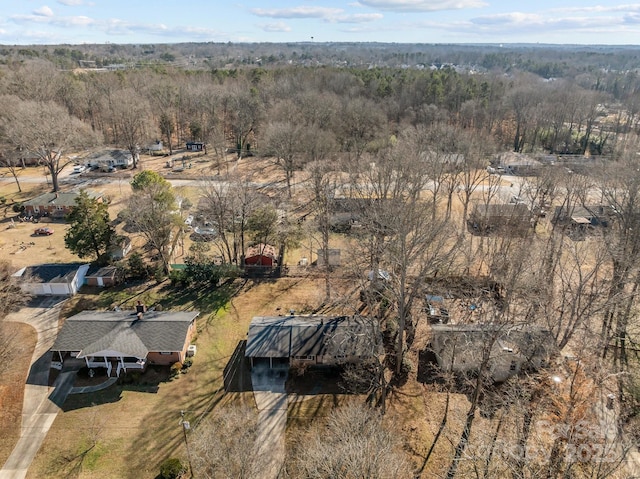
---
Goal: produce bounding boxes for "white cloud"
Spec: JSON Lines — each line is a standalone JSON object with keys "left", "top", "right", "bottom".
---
{"left": 470, "top": 12, "right": 543, "bottom": 26}
{"left": 33, "top": 6, "right": 54, "bottom": 17}
{"left": 250, "top": 6, "right": 382, "bottom": 24}
{"left": 624, "top": 12, "right": 640, "bottom": 23}
{"left": 260, "top": 22, "right": 292, "bottom": 32}
{"left": 334, "top": 13, "right": 384, "bottom": 23}
{"left": 11, "top": 13, "right": 94, "bottom": 27}
{"left": 357, "top": 0, "right": 487, "bottom": 12}
{"left": 250, "top": 6, "right": 344, "bottom": 19}
{"left": 551, "top": 4, "right": 640, "bottom": 14}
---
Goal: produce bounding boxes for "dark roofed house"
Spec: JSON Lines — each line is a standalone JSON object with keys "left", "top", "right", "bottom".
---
{"left": 468, "top": 203, "right": 531, "bottom": 235}
{"left": 245, "top": 315, "right": 381, "bottom": 369}
{"left": 51, "top": 310, "right": 199, "bottom": 377}
{"left": 552, "top": 204, "right": 615, "bottom": 228}
{"left": 12, "top": 263, "right": 90, "bottom": 296}
{"left": 22, "top": 190, "right": 102, "bottom": 218}
{"left": 429, "top": 324, "right": 557, "bottom": 383}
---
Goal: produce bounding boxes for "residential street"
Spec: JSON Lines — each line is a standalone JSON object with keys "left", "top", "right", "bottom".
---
{"left": 0, "top": 297, "right": 72, "bottom": 479}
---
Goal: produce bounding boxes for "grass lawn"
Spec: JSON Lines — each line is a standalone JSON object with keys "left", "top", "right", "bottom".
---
{"left": 26, "top": 276, "right": 329, "bottom": 479}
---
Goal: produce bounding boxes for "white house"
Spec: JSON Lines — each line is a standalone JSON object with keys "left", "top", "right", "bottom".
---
{"left": 13, "top": 263, "right": 90, "bottom": 296}
{"left": 86, "top": 149, "right": 133, "bottom": 170}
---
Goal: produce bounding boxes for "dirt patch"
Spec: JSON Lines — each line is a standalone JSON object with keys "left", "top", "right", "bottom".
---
{"left": 0, "top": 321, "right": 37, "bottom": 467}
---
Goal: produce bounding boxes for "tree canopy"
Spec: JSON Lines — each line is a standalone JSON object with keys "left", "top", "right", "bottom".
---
{"left": 64, "top": 190, "right": 114, "bottom": 261}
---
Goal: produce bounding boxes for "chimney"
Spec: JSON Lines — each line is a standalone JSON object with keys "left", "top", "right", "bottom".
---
{"left": 136, "top": 301, "right": 146, "bottom": 314}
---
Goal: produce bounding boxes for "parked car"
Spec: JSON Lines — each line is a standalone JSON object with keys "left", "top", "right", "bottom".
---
{"left": 72, "top": 165, "right": 86, "bottom": 173}
{"left": 184, "top": 215, "right": 194, "bottom": 226}
{"left": 34, "top": 227, "right": 54, "bottom": 236}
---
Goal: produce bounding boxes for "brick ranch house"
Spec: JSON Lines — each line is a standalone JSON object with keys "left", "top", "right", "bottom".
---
{"left": 22, "top": 190, "right": 102, "bottom": 218}
{"left": 51, "top": 310, "right": 199, "bottom": 377}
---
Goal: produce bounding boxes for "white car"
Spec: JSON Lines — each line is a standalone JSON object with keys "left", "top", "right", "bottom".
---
{"left": 72, "top": 165, "right": 86, "bottom": 173}
{"left": 184, "top": 215, "right": 194, "bottom": 226}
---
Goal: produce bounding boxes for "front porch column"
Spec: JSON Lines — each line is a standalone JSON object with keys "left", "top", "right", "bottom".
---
{"left": 58, "top": 351, "right": 63, "bottom": 362}
{"left": 104, "top": 356, "right": 108, "bottom": 367}
{"left": 85, "top": 356, "right": 90, "bottom": 367}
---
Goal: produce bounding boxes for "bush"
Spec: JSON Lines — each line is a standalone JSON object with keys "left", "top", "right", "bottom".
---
{"left": 127, "top": 252, "right": 148, "bottom": 279}
{"left": 182, "top": 358, "right": 193, "bottom": 371}
{"left": 159, "top": 457, "right": 185, "bottom": 479}
{"left": 170, "top": 362, "right": 183, "bottom": 380}
{"left": 169, "top": 269, "right": 188, "bottom": 286}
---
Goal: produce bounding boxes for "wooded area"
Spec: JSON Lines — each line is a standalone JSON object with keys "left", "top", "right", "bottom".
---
{"left": 2, "top": 43, "right": 640, "bottom": 478}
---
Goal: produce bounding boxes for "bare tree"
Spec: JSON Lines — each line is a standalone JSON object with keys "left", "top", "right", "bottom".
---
{"left": 109, "top": 88, "right": 153, "bottom": 169}
{"left": 290, "top": 403, "right": 413, "bottom": 478}
{"left": 123, "top": 171, "right": 180, "bottom": 273}
{"left": 263, "top": 121, "right": 305, "bottom": 198}
{"left": 0, "top": 147, "right": 23, "bottom": 192}
{"left": 198, "top": 174, "right": 263, "bottom": 265}
{"left": 0, "top": 95, "right": 100, "bottom": 192}
{"left": 190, "top": 404, "right": 259, "bottom": 479}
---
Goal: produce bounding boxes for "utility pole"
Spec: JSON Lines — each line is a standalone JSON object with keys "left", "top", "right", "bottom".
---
{"left": 180, "top": 410, "right": 194, "bottom": 477}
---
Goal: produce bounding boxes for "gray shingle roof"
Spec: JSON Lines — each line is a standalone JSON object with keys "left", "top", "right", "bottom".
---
{"left": 52, "top": 310, "right": 199, "bottom": 358}
{"left": 22, "top": 263, "right": 86, "bottom": 283}
{"left": 22, "top": 190, "right": 101, "bottom": 208}
{"left": 246, "top": 316, "right": 380, "bottom": 358}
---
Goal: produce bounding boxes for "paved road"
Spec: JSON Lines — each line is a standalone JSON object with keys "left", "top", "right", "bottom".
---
{"left": 251, "top": 364, "right": 288, "bottom": 479}
{"left": 0, "top": 297, "right": 74, "bottom": 479}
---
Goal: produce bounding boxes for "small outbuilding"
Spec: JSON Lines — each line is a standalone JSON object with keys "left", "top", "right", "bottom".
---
{"left": 244, "top": 244, "right": 278, "bottom": 268}
{"left": 85, "top": 265, "right": 120, "bottom": 287}
{"left": 186, "top": 141, "right": 206, "bottom": 152}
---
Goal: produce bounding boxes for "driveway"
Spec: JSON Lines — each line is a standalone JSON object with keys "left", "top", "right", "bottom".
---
{"left": 0, "top": 297, "right": 74, "bottom": 479}
{"left": 251, "top": 363, "right": 288, "bottom": 479}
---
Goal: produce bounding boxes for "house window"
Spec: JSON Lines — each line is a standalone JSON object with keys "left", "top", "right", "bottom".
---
{"left": 159, "top": 352, "right": 173, "bottom": 355}
{"left": 294, "top": 355, "right": 315, "bottom": 361}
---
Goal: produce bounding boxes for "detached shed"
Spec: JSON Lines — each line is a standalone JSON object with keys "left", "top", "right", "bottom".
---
{"left": 186, "top": 141, "right": 206, "bottom": 152}
{"left": 316, "top": 249, "right": 341, "bottom": 267}
{"left": 85, "top": 265, "right": 120, "bottom": 287}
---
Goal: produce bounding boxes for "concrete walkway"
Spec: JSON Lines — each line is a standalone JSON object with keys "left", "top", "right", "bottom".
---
{"left": 0, "top": 297, "right": 70, "bottom": 479}
{"left": 251, "top": 365, "right": 288, "bottom": 479}
{"left": 70, "top": 377, "right": 118, "bottom": 395}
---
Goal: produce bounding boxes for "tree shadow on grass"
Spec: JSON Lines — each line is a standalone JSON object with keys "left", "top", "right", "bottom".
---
{"left": 61, "top": 366, "right": 173, "bottom": 412}
{"left": 223, "top": 340, "right": 252, "bottom": 392}
{"left": 158, "top": 279, "right": 242, "bottom": 319}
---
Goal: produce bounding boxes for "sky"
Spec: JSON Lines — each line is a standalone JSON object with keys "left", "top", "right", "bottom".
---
{"left": 1, "top": 1, "right": 639, "bottom": 45}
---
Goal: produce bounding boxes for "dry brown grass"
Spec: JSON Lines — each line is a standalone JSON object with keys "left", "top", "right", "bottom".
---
{"left": 0, "top": 322, "right": 37, "bottom": 467}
